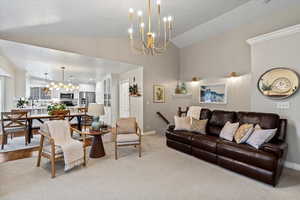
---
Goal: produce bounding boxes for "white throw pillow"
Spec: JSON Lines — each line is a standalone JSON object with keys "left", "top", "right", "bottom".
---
{"left": 174, "top": 116, "right": 191, "bottom": 131}
{"left": 246, "top": 128, "right": 277, "bottom": 149}
{"left": 219, "top": 121, "right": 240, "bottom": 141}
{"left": 189, "top": 118, "right": 208, "bottom": 134}
{"left": 187, "top": 106, "right": 202, "bottom": 120}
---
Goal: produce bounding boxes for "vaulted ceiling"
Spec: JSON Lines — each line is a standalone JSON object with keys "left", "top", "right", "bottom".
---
{"left": 0, "top": 0, "right": 250, "bottom": 38}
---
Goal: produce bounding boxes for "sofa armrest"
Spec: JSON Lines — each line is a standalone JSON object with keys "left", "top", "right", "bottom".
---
{"left": 261, "top": 141, "right": 288, "bottom": 158}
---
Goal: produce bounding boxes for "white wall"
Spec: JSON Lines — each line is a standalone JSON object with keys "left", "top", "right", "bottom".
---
{"left": 249, "top": 30, "right": 300, "bottom": 165}
{"left": 179, "top": 4, "right": 300, "bottom": 111}
{"left": 0, "top": 54, "right": 16, "bottom": 111}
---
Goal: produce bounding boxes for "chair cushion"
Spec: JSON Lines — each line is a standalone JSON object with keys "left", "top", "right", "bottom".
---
{"left": 117, "top": 134, "right": 139, "bottom": 144}
{"left": 192, "top": 134, "right": 219, "bottom": 153}
{"left": 217, "top": 140, "right": 276, "bottom": 171}
{"left": 43, "top": 145, "right": 63, "bottom": 155}
{"left": 117, "top": 118, "right": 136, "bottom": 134}
{"left": 166, "top": 131, "right": 194, "bottom": 145}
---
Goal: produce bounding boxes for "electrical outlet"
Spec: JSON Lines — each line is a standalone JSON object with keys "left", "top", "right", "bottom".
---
{"left": 276, "top": 102, "right": 290, "bottom": 109}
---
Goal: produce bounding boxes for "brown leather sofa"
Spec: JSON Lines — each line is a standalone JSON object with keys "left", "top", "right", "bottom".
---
{"left": 166, "top": 108, "right": 288, "bottom": 186}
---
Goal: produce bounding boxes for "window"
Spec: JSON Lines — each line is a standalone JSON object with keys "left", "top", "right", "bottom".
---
{"left": 30, "top": 87, "right": 51, "bottom": 100}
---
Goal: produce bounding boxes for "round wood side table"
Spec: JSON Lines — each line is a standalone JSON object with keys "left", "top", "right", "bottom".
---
{"left": 82, "top": 129, "right": 111, "bottom": 158}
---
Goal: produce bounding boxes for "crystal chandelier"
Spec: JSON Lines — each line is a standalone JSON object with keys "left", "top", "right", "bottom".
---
{"left": 128, "top": 0, "right": 174, "bottom": 56}
{"left": 48, "top": 67, "right": 80, "bottom": 91}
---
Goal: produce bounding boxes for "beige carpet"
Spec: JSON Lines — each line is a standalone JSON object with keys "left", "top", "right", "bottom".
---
{"left": 1, "top": 135, "right": 300, "bottom": 200}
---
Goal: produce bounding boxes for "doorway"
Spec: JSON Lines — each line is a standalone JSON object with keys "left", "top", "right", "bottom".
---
{"left": 119, "top": 80, "right": 130, "bottom": 118}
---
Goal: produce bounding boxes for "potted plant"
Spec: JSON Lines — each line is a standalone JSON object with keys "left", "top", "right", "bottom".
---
{"left": 47, "top": 103, "right": 67, "bottom": 115}
{"left": 17, "top": 97, "right": 29, "bottom": 108}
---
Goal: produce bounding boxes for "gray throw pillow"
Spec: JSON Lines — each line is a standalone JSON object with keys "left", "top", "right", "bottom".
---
{"left": 219, "top": 121, "right": 239, "bottom": 141}
{"left": 246, "top": 128, "right": 277, "bottom": 149}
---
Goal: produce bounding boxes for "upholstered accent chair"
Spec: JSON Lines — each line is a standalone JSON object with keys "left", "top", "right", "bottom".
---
{"left": 115, "top": 117, "right": 141, "bottom": 160}
{"left": 37, "top": 122, "right": 86, "bottom": 178}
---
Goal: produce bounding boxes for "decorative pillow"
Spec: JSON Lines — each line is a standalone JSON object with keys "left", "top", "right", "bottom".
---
{"left": 254, "top": 124, "right": 276, "bottom": 143}
{"left": 219, "top": 121, "right": 240, "bottom": 141}
{"left": 234, "top": 124, "right": 254, "bottom": 144}
{"left": 187, "top": 106, "right": 202, "bottom": 120}
{"left": 189, "top": 118, "right": 208, "bottom": 134}
{"left": 174, "top": 116, "right": 191, "bottom": 131}
{"left": 246, "top": 128, "right": 277, "bottom": 149}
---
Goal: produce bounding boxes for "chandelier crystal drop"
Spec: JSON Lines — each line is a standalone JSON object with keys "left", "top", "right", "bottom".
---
{"left": 128, "top": 0, "right": 174, "bottom": 56}
{"left": 48, "top": 67, "right": 80, "bottom": 92}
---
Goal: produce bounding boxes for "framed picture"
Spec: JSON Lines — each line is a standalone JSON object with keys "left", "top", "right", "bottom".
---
{"left": 199, "top": 83, "right": 227, "bottom": 104}
{"left": 153, "top": 85, "right": 165, "bottom": 103}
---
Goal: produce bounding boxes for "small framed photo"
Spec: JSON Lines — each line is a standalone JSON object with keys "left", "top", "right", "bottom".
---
{"left": 199, "top": 83, "right": 227, "bottom": 104}
{"left": 153, "top": 85, "right": 165, "bottom": 103}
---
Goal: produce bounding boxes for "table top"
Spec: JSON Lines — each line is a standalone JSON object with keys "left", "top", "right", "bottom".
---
{"left": 80, "top": 128, "right": 111, "bottom": 136}
{"left": 27, "top": 112, "right": 86, "bottom": 119}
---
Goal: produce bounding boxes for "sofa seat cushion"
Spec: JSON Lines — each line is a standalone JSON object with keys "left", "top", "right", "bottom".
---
{"left": 192, "top": 135, "right": 219, "bottom": 153}
{"left": 166, "top": 131, "right": 194, "bottom": 145}
{"left": 217, "top": 140, "right": 276, "bottom": 171}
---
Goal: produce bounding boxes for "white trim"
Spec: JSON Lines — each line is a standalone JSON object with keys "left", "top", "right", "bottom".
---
{"left": 142, "top": 130, "right": 156, "bottom": 136}
{"left": 247, "top": 24, "right": 300, "bottom": 45}
{"left": 284, "top": 161, "right": 300, "bottom": 171}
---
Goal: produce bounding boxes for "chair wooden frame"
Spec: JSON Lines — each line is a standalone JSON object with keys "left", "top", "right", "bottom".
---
{"left": 78, "top": 107, "right": 93, "bottom": 130}
{"left": 50, "top": 110, "right": 71, "bottom": 121}
{"left": 1, "top": 111, "right": 29, "bottom": 150}
{"left": 115, "top": 121, "right": 142, "bottom": 160}
{"left": 36, "top": 127, "right": 87, "bottom": 178}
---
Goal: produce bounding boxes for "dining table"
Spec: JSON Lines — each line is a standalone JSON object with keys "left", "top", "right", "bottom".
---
{"left": 26, "top": 112, "right": 86, "bottom": 143}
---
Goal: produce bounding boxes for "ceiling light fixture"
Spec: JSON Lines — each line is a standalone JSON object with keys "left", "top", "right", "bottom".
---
{"left": 48, "top": 67, "right": 80, "bottom": 92}
{"left": 128, "top": 0, "right": 174, "bottom": 56}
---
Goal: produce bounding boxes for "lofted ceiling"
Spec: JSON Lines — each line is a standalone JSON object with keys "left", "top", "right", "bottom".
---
{"left": 0, "top": 39, "right": 139, "bottom": 83}
{"left": 0, "top": 0, "right": 251, "bottom": 38}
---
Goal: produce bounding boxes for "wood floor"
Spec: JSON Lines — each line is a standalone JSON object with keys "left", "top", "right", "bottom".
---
{"left": 0, "top": 126, "right": 115, "bottom": 164}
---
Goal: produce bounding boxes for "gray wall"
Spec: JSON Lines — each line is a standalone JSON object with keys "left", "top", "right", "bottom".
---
{"left": 250, "top": 32, "right": 300, "bottom": 164}
{"left": 179, "top": 4, "right": 300, "bottom": 111}
{"left": 0, "top": 35, "right": 183, "bottom": 133}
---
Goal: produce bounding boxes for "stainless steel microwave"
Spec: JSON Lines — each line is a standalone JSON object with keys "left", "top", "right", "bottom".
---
{"left": 60, "top": 93, "right": 74, "bottom": 99}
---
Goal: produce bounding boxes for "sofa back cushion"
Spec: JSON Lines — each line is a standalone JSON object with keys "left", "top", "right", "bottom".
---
{"left": 207, "top": 110, "right": 236, "bottom": 136}
{"left": 237, "top": 112, "right": 280, "bottom": 141}
{"left": 200, "top": 109, "right": 211, "bottom": 120}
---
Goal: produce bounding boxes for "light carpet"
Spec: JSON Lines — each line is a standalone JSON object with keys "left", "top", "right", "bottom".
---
{"left": 1, "top": 135, "right": 300, "bottom": 200}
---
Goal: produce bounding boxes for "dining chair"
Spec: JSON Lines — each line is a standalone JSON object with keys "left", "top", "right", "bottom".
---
{"left": 1, "top": 111, "right": 29, "bottom": 149}
{"left": 78, "top": 107, "right": 93, "bottom": 130}
{"left": 50, "top": 110, "right": 71, "bottom": 121}
{"left": 115, "top": 117, "right": 141, "bottom": 160}
{"left": 37, "top": 124, "right": 87, "bottom": 178}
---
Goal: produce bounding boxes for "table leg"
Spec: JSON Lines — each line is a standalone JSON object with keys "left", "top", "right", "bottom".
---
{"left": 28, "top": 119, "right": 32, "bottom": 144}
{"left": 89, "top": 135, "right": 105, "bottom": 158}
{"left": 77, "top": 116, "right": 82, "bottom": 131}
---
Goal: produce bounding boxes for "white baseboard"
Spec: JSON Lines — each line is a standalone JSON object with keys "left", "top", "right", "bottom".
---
{"left": 284, "top": 161, "right": 300, "bottom": 171}
{"left": 142, "top": 130, "right": 156, "bottom": 136}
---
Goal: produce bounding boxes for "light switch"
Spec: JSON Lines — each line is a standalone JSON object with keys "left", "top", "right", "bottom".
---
{"left": 276, "top": 102, "right": 290, "bottom": 109}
